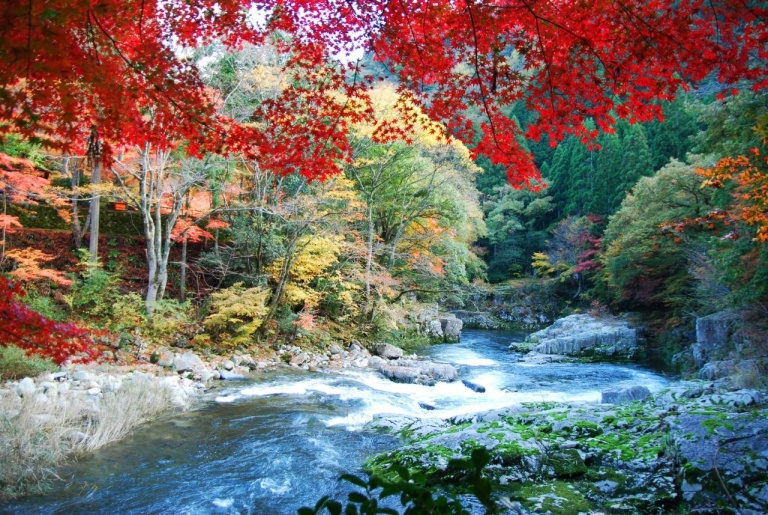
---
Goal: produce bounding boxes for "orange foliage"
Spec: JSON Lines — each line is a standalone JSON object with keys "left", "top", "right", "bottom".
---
{"left": 4, "top": 248, "right": 72, "bottom": 287}
{"left": 696, "top": 148, "right": 768, "bottom": 242}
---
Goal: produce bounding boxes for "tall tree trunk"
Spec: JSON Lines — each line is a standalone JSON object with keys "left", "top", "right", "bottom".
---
{"left": 88, "top": 158, "right": 101, "bottom": 262}
{"left": 179, "top": 234, "right": 187, "bottom": 302}
{"left": 365, "top": 201, "right": 374, "bottom": 311}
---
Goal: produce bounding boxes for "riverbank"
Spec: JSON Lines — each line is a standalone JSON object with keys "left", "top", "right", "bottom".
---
{"left": 0, "top": 338, "right": 428, "bottom": 501}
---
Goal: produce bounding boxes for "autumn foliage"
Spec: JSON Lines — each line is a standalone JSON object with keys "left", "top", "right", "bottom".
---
{"left": 696, "top": 148, "right": 768, "bottom": 242}
{"left": 0, "top": 276, "right": 98, "bottom": 365}
{"left": 0, "top": 1, "right": 766, "bottom": 186}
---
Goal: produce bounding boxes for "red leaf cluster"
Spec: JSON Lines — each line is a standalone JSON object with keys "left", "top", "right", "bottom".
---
{"left": 0, "top": 276, "right": 99, "bottom": 365}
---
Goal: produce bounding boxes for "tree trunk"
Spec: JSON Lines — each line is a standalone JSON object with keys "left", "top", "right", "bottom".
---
{"left": 88, "top": 158, "right": 101, "bottom": 262}
{"left": 179, "top": 234, "right": 187, "bottom": 302}
{"left": 365, "top": 201, "right": 374, "bottom": 310}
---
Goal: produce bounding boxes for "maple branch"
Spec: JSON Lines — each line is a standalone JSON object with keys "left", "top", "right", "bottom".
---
{"left": 395, "top": 0, "right": 427, "bottom": 91}
{"left": 88, "top": 10, "right": 220, "bottom": 139}
{"left": 463, "top": 0, "right": 500, "bottom": 147}
{"left": 25, "top": 0, "right": 32, "bottom": 79}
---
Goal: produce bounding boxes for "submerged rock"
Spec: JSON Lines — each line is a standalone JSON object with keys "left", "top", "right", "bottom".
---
{"left": 461, "top": 379, "right": 486, "bottom": 393}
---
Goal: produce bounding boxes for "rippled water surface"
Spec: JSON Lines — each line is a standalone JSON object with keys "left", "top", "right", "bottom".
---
{"left": 5, "top": 330, "right": 669, "bottom": 514}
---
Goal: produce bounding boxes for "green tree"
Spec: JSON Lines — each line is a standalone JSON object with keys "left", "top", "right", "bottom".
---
{"left": 596, "top": 156, "right": 717, "bottom": 314}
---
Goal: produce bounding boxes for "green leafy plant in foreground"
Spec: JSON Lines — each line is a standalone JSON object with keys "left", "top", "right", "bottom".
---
{"left": 299, "top": 448, "right": 499, "bottom": 515}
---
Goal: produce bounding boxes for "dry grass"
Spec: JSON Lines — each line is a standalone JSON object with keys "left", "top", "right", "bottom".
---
{"left": 0, "top": 379, "right": 173, "bottom": 500}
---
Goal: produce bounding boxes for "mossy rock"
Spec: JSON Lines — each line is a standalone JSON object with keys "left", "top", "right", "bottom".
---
{"left": 507, "top": 481, "right": 593, "bottom": 514}
{"left": 546, "top": 449, "right": 587, "bottom": 478}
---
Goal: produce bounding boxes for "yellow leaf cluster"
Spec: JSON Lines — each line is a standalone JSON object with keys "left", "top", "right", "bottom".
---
{"left": 268, "top": 235, "right": 342, "bottom": 308}
{"left": 204, "top": 282, "right": 271, "bottom": 345}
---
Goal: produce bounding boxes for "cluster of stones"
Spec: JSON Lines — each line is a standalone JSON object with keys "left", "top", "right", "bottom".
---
{"left": 151, "top": 347, "right": 273, "bottom": 381}
{"left": 4, "top": 367, "right": 204, "bottom": 413}
{"left": 365, "top": 382, "right": 768, "bottom": 514}
{"left": 510, "top": 313, "right": 641, "bottom": 362}
{"left": 269, "top": 341, "right": 460, "bottom": 386}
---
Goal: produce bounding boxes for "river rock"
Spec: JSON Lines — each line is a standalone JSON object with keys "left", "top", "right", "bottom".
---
{"left": 155, "top": 347, "right": 175, "bottom": 368}
{"left": 72, "top": 370, "right": 90, "bottom": 381}
{"left": 222, "top": 360, "right": 235, "bottom": 371}
{"left": 174, "top": 351, "right": 204, "bottom": 372}
{"left": 16, "top": 377, "right": 36, "bottom": 397}
{"left": 601, "top": 385, "right": 651, "bottom": 404}
{"left": 329, "top": 344, "right": 343, "bottom": 355}
{"left": 218, "top": 370, "right": 247, "bottom": 381}
{"left": 697, "top": 359, "right": 736, "bottom": 380}
{"left": 671, "top": 407, "right": 768, "bottom": 512}
{"left": 379, "top": 359, "right": 458, "bottom": 386}
{"left": 367, "top": 356, "right": 387, "bottom": 370}
{"left": 525, "top": 314, "right": 640, "bottom": 360}
{"left": 373, "top": 343, "right": 404, "bottom": 360}
{"left": 462, "top": 379, "right": 486, "bottom": 393}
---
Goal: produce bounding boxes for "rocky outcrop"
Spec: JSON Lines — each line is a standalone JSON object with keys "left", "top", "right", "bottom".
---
{"left": 403, "top": 304, "right": 464, "bottom": 343}
{"left": 365, "top": 381, "right": 768, "bottom": 514}
{"left": 452, "top": 310, "right": 504, "bottom": 330}
{"left": 692, "top": 311, "right": 736, "bottom": 367}
{"left": 423, "top": 315, "right": 464, "bottom": 343}
{"left": 521, "top": 314, "right": 640, "bottom": 360}
{"left": 379, "top": 359, "right": 458, "bottom": 386}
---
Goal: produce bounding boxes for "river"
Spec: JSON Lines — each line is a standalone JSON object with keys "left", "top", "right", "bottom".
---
{"left": 5, "top": 330, "right": 669, "bottom": 514}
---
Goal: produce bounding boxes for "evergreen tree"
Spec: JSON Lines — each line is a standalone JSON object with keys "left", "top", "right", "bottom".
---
{"left": 646, "top": 94, "right": 701, "bottom": 171}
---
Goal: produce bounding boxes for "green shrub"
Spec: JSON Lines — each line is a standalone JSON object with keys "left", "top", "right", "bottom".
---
{"left": 0, "top": 134, "right": 47, "bottom": 168}
{"left": 66, "top": 253, "right": 122, "bottom": 325}
{"left": 143, "top": 299, "right": 196, "bottom": 345}
{"left": 0, "top": 345, "right": 57, "bottom": 380}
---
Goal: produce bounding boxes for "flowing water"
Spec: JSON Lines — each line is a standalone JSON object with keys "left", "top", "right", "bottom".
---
{"left": 5, "top": 330, "right": 670, "bottom": 514}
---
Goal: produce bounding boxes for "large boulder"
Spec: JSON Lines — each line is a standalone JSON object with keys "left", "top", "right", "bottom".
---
{"left": 154, "top": 347, "right": 175, "bottom": 368}
{"left": 379, "top": 359, "right": 458, "bottom": 386}
{"left": 525, "top": 314, "right": 640, "bottom": 360}
{"left": 373, "top": 343, "right": 404, "bottom": 360}
{"left": 671, "top": 407, "right": 768, "bottom": 512}
{"left": 173, "top": 351, "right": 204, "bottom": 372}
